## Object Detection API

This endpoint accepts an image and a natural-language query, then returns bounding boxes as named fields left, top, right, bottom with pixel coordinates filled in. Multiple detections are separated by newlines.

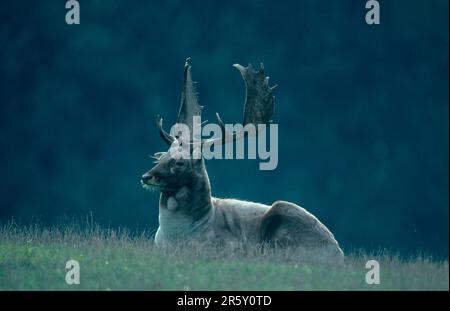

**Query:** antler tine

left=212, top=112, right=246, bottom=145
left=156, top=115, right=176, bottom=146
left=215, top=112, right=228, bottom=141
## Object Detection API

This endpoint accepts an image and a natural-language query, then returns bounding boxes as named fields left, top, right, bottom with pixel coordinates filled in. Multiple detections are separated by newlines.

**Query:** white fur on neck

left=166, top=197, right=178, bottom=211
left=156, top=186, right=213, bottom=245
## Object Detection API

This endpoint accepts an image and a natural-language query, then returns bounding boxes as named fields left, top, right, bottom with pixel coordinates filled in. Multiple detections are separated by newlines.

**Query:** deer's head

left=141, top=147, right=204, bottom=193
left=141, top=59, right=276, bottom=193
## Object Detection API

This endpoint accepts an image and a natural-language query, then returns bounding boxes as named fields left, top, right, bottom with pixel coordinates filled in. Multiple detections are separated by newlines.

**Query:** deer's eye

left=175, top=161, right=185, bottom=167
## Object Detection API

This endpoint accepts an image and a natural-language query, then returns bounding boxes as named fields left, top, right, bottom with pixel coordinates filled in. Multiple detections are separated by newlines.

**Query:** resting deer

left=142, top=60, right=343, bottom=256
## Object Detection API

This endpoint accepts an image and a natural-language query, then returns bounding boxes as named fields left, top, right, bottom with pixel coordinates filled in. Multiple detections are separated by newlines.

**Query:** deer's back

left=211, top=197, right=270, bottom=243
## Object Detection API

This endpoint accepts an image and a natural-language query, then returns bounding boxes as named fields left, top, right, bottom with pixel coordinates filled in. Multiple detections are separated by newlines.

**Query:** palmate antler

left=157, top=59, right=277, bottom=148
left=206, top=63, right=277, bottom=148
left=157, top=58, right=202, bottom=145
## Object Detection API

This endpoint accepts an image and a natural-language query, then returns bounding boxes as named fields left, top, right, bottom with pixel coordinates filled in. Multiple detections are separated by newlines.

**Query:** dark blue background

left=0, top=0, right=448, bottom=257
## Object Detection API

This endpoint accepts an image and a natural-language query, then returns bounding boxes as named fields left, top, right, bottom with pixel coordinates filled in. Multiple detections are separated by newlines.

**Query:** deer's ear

left=154, top=152, right=166, bottom=159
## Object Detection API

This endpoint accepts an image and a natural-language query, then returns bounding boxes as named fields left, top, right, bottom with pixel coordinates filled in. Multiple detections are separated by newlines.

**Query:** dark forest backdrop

left=0, top=0, right=448, bottom=257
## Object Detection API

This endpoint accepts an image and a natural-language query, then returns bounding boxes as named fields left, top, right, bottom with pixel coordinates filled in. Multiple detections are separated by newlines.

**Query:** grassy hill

left=0, top=223, right=448, bottom=291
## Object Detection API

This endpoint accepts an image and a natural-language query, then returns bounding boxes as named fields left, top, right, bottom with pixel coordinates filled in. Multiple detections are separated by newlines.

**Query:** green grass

left=0, top=222, right=448, bottom=291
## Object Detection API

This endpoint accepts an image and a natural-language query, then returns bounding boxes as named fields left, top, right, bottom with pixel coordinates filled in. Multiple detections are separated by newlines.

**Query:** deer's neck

left=158, top=169, right=213, bottom=238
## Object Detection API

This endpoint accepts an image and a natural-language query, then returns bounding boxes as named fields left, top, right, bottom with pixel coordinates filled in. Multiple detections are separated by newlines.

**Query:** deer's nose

left=141, top=174, right=152, bottom=184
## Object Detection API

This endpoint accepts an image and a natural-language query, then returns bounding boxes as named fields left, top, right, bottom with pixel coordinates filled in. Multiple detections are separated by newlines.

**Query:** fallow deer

left=142, top=60, right=343, bottom=256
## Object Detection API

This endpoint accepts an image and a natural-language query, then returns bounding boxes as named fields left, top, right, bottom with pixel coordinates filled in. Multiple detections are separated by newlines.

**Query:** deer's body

left=157, top=195, right=343, bottom=254
left=142, top=60, right=343, bottom=257
left=145, top=152, right=343, bottom=256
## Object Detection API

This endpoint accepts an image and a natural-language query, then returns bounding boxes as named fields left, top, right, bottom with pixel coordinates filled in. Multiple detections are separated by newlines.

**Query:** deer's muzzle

left=141, top=174, right=157, bottom=185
